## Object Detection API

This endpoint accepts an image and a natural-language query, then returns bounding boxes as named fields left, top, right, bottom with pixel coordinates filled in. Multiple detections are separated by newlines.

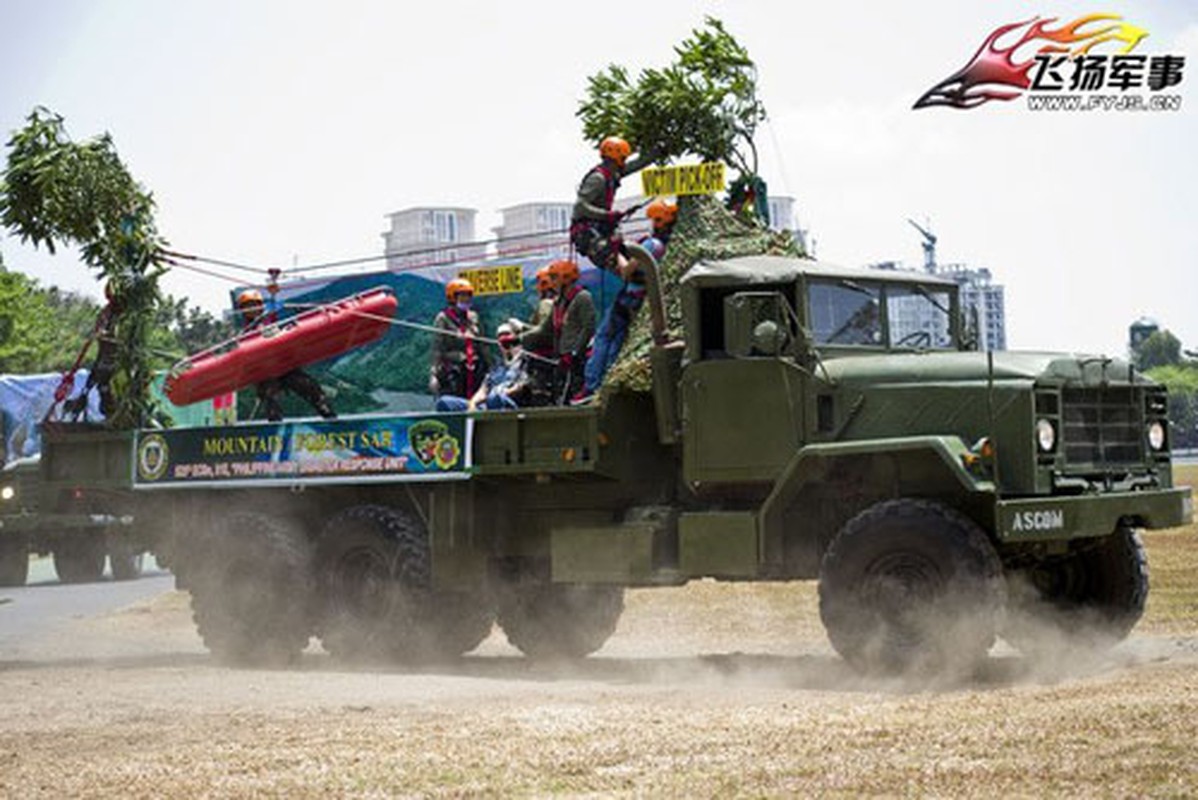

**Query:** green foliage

left=577, top=17, right=766, bottom=176
left=0, top=108, right=166, bottom=427
left=1133, top=329, right=1182, bottom=370
left=0, top=267, right=57, bottom=373
left=1147, top=362, right=1198, bottom=449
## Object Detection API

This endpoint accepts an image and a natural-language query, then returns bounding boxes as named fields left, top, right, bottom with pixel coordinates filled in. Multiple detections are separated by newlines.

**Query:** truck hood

left=821, top=350, right=1148, bottom=387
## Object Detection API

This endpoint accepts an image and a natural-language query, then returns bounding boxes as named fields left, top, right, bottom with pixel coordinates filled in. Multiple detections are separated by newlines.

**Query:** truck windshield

left=810, top=282, right=882, bottom=346
left=887, top=286, right=954, bottom=349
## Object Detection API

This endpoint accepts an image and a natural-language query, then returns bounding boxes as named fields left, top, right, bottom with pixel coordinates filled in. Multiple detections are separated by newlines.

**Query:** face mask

left=456, top=299, right=472, bottom=311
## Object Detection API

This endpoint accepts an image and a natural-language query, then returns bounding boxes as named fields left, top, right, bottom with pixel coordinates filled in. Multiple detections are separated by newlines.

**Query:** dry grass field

left=1, top=470, right=1196, bottom=797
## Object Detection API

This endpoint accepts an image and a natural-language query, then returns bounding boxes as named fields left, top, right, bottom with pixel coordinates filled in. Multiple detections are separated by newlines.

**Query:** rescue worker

left=237, top=288, right=337, bottom=421
left=508, top=265, right=555, bottom=334
left=519, top=259, right=595, bottom=403
left=64, top=282, right=121, bottom=420
left=435, top=323, right=546, bottom=411
left=430, top=278, right=489, bottom=401
left=570, top=136, right=657, bottom=280
left=642, top=198, right=677, bottom=250
left=582, top=199, right=678, bottom=396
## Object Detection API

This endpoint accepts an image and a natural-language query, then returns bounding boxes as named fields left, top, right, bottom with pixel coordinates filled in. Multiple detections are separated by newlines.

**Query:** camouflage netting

left=602, top=193, right=805, bottom=394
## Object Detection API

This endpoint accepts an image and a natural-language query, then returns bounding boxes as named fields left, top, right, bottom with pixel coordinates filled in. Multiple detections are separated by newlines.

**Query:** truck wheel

left=1003, top=525, right=1148, bottom=656
left=498, top=584, right=625, bottom=660
left=108, top=537, right=145, bottom=581
left=189, top=512, right=313, bottom=666
left=53, top=537, right=107, bottom=584
left=0, top=537, right=29, bottom=587
left=818, top=499, right=1005, bottom=676
left=316, top=505, right=493, bottom=663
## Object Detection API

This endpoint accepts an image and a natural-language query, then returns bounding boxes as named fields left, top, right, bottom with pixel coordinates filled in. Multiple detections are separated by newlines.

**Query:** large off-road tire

left=818, top=498, right=1005, bottom=675
left=316, top=505, right=493, bottom=663
left=188, top=512, right=313, bottom=666
left=53, top=537, right=107, bottom=584
left=1002, top=525, right=1148, bottom=656
left=0, top=537, right=29, bottom=587
left=498, top=583, right=625, bottom=660
left=107, top=536, right=145, bottom=581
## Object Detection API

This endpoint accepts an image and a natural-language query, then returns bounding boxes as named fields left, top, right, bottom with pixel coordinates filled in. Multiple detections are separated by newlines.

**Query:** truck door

left=681, top=290, right=807, bottom=488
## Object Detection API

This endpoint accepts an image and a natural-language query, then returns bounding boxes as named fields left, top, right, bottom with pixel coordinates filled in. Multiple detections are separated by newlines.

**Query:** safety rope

left=168, top=295, right=558, bottom=376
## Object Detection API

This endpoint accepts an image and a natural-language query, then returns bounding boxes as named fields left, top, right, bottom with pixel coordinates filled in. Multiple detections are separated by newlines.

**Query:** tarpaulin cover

left=1, top=372, right=101, bottom=462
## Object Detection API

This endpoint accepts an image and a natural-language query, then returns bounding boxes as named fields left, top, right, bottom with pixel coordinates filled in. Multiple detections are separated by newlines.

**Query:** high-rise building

left=381, top=207, right=486, bottom=270
left=940, top=264, right=1006, bottom=351
left=869, top=260, right=1007, bottom=351
left=492, top=202, right=574, bottom=259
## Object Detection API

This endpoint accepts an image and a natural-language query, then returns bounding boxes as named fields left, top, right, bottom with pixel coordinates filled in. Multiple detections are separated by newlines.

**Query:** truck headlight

left=0, top=485, right=14, bottom=501
left=1036, top=419, right=1056, bottom=453
left=1147, top=421, right=1166, bottom=451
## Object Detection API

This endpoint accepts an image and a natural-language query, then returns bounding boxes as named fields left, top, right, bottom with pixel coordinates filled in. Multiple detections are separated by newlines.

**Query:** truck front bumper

left=995, top=486, right=1192, bottom=542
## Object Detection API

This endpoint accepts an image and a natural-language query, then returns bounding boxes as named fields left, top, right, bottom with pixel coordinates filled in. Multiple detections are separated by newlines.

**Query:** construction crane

left=907, top=218, right=937, bottom=273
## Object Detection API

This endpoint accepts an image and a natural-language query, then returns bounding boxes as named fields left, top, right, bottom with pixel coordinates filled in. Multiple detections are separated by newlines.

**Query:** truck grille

left=1061, top=387, right=1142, bottom=466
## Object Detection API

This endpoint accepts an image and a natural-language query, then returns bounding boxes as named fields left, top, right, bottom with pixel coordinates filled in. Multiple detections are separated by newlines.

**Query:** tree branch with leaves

left=0, top=107, right=167, bottom=428
left=576, top=17, right=766, bottom=177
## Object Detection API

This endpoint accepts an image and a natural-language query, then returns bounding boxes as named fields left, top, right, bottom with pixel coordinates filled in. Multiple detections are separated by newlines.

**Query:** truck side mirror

left=724, top=292, right=791, bottom=358
left=751, top=320, right=785, bottom=356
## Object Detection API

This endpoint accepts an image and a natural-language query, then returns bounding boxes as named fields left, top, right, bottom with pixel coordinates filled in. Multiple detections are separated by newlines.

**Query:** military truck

left=0, top=455, right=145, bottom=586
left=34, top=248, right=1191, bottom=672
left=1, top=376, right=147, bottom=587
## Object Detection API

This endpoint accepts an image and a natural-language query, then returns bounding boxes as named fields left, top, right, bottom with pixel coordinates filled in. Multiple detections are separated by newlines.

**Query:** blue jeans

left=435, top=392, right=518, bottom=412
left=435, top=396, right=470, bottom=412
left=584, top=282, right=646, bottom=393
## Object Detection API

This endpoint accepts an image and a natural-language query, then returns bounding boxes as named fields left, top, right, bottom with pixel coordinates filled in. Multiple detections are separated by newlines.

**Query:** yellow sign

left=641, top=162, right=726, bottom=197
left=458, top=265, right=524, bottom=296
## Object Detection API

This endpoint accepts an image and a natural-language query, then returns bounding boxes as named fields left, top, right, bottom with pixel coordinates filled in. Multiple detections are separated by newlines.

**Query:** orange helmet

left=548, top=259, right=580, bottom=286
left=535, top=267, right=554, bottom=295
left=646, top=199, right=678, bottom=228
left=236, top=288, right=264, bottom=308
left=445, top=278, right=474, bottom=303
left=599, top=136, right=631, bottom=167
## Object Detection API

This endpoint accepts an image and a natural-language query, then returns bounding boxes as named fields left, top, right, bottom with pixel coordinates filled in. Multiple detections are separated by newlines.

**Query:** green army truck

left=35, top=248, right=1192, bottom=672
left=1, top=455, right=147, bottom=586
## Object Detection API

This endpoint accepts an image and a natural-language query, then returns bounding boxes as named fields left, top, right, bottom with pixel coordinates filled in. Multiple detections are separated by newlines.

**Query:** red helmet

left=548, top=259, right=580, bottom=286
left=535, top=267, right=554, bottom=295
left=445, top=278, right=474, bottom=303
left=599, top=136, right=631, bottom=168
left=646, top=199, right=678, bottom=228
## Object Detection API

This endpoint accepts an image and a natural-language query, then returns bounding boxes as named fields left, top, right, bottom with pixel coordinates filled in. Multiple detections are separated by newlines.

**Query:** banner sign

left=641, top=162, right=726, bottom=197
left=133, top=414, right=472, bottom=488
left=458, top=264, right=524, bottom=296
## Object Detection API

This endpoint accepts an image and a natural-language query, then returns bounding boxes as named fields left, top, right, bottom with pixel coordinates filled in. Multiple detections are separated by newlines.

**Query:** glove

left=428, top=373, right=440, bottom=395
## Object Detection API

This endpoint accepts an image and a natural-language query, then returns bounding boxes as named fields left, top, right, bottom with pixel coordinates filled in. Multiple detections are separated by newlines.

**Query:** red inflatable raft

left=164, top=287, right=398, bottom=406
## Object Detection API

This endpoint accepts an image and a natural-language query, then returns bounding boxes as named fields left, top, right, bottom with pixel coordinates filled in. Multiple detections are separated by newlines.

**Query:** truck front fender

left=758, top=436, right=995, bottom=568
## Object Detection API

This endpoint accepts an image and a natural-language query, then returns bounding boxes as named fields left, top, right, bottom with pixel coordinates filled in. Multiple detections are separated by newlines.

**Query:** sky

left=1, top=0, right=1195, bottom=357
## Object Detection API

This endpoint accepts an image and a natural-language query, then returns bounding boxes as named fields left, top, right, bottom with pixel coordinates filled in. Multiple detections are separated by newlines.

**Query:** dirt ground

left=2, top=481, right=1198, bottom=796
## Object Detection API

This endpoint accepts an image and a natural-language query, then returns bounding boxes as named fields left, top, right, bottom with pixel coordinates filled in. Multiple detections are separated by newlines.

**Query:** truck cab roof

left=680, top=255, right=958, bottom=290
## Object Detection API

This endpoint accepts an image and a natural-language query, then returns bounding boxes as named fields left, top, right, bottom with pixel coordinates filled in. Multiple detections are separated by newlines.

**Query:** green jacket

left=520, top=286, right=595, bottom=358
left=572, top=152, right=655, bottom=224
left=431, top=306, right=484, bottom=367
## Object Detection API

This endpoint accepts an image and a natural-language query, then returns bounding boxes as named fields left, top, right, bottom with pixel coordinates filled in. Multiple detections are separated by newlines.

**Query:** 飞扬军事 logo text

left=914, top=13, right=1184, bottom=112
